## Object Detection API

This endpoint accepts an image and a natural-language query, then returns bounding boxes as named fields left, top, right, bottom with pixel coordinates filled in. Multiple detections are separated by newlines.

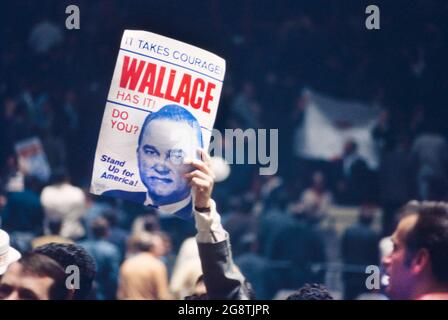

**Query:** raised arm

left=184, top=149, right=252, bottom=300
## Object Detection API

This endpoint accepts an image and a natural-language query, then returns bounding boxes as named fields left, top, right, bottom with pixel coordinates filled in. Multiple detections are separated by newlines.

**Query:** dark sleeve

left=197, top=239, right=250, bottom=300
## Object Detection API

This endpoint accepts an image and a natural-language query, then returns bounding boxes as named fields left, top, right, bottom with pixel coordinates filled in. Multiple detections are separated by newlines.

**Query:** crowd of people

left=2, top=152, right=448, bottom=300
left=1, top=0, right=448, bottom=300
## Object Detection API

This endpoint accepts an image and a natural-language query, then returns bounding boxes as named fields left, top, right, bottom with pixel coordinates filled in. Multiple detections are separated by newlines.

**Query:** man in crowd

left=341, top=205, right=380, bottom=299
left=0, top=252, right=69, bottom=300
left=383, top=201, right=448, bottom=300
left=31, top=217, right=74, bottom=249
left=40, top=169, right=87, bottom=240
left=34, top=242, right=96, bottom=300
left=79, top=217, right=120, bottom=300
left=1, top=176, right=44, bottom=237
left=117, top=231, right=171, bottom=300
left=334, top=140, right=370, bottom=205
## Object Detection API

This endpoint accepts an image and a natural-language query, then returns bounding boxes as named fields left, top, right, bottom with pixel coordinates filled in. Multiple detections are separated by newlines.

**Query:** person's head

left=90, top=217, right=109, bottom=239
left=266, top=185, right=289, bottom=212
left=47, top=218, right=63, bottom=235
left=3, top=97, right=17, bottom=118
left=311, top=171, right=325, bottom=191
left=142, top=214, right=160, bottom=233
left=358, top=204, right=376, bottom=226
left=5, top=154, right=18, bottom=171
left=237, top=195, right=254, bottom=215
left=137, top=104, right=203, bottom=205
left=378, top=109, right=389, bottom=124
left=33, top=243, right=96, bottom=300
left=24, top=175, right=42, bottom=193
left=102, top=209, right=119, bottom=227
left=286, top=283, right=334, bottom=300
left=382, top=201, right=448, bottom=299
left=343, top=139, right=358, bottom=157
left=133, top=231, right=165, bottom=257
left=0, top=229, right=21, bottom=277
left=49, top=167, right=69, bottom=185
left=242, top=81, right=255, bottom=98
left=0, top=253, right=69, bottom=300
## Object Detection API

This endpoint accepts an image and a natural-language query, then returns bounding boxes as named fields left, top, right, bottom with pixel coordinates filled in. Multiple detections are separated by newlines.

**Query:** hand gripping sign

left=90, top=30, right=225, bottom=219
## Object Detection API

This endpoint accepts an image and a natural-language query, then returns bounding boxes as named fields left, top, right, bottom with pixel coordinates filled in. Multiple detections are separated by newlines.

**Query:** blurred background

left=1, top=0, right=448, bottom=299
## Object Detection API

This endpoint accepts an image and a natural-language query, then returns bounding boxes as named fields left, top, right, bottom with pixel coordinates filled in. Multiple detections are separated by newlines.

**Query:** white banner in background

left=295, top=90, right=380, bottom=169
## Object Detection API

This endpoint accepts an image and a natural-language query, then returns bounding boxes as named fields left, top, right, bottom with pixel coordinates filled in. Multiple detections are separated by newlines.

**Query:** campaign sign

left=90, top=30, right=226, bottom=219
left=15, top=137, right=51, bottom=183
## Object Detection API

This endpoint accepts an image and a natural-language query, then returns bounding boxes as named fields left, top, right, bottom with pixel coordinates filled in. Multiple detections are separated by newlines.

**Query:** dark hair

left=142, top=215, right=160, bottom=233
left=349, top=140, right=358, bottom=152
left=184, top=293, right=208, bottom=300
left=138, top=104, right=203, bottom=148
left=48, top=218, right=63, bottom=235
left=358, top=205, right=375, bottom=226
left=91, top=217, right=109, bottom=239
left=102, top=209, right=118, bottom=227
left=49, top=167, right=69, bottom=184
left=24, top=175, right=42, bottom=193
left=34, top=243, right=96, bottom=299
left=400, top=201, right=448, bottom=283
left=19, top=253, right=69, bottom=300
left=286, top=283, right=334, bottom=300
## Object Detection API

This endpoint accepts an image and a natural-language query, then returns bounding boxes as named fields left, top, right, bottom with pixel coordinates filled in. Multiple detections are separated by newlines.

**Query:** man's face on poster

left=137, top=118, right=201, bottom=204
